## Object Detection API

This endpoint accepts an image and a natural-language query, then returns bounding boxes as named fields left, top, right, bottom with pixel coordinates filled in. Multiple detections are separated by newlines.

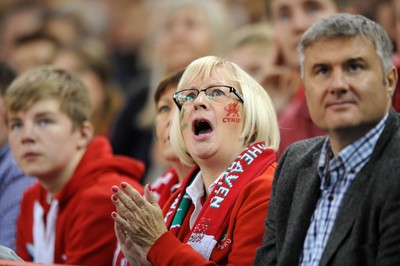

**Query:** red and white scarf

left=164, top=142, right=276, bottom=259
left=151, top=168, right=180, bottom=208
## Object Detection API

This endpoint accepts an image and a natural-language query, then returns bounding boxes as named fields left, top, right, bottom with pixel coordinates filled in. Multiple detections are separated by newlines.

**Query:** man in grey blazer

left=255, top=13, right=400, bottom=266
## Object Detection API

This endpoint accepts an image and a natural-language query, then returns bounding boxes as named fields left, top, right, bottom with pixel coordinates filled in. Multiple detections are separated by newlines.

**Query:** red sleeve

left=16, top=190, right=35, bottom=261
left=148, top=231, right=215, bottom=266
left=151, top=169, right=179, bottom=208
left=63, top=189, right=117, bottom=266
left=147, top=164, right=275, bottom=266
left=223, top=164, right=275, bottom=265
left=16, top=184, right=43, bottom=261
left=64, top=177, right=142, bottom=266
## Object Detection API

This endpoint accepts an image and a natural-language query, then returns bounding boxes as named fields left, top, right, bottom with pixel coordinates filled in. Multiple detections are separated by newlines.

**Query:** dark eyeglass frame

left=173, top=85, right=244, bottom=110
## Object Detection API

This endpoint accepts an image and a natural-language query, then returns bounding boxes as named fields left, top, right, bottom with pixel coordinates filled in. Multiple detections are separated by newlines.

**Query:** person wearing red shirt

left=150, top=69, right=193, bottom=208
left=4, top=66, right=144, bottom=266
left=112, top=69, right=194, bottom=266
left=267, top=0, right=345, bottom=158
left=111, top=56, right=280, bottom=266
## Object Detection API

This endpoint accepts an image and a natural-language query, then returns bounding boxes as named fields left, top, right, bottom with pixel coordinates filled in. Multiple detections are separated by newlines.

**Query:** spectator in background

left=228, top=22, right=292, bottom=115
left=111, top=0, right=233, bottom=183
left=0, top=60, right=36, bottom=251
left=367, top=0, right=396, bottom=46
left=345, top=0, right=396, bottom=50
left=266, top=0, right=348, bottom=158
left=41, top=6, right=90, bottom=47
left=229, top=22, right=276, bottom=85
left=103, top=0, right=150, bottom=95
left=5, top=66, right=144, bottom=265
left=221, top=0, right=268, bottom=27
left=150, top=68, right=193, bottom=207
left=52, top=39, right=124, bottom=137
left=112, top=68, right=193, bottom=266
left=7, top=32, right=59, bottom=74
left=0, top=1, right=46, bottom=62
left=390, top=0, right=400, bottom=112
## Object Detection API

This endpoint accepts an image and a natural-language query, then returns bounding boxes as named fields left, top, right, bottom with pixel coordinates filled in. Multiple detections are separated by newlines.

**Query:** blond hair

left=170, top=56, right=280, bottom=166
left=5, top=66, right=91, bottom=129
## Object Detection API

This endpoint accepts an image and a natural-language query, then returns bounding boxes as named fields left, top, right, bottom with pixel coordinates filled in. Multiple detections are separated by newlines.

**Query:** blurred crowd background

left=0, top=0, right=398, bottom=183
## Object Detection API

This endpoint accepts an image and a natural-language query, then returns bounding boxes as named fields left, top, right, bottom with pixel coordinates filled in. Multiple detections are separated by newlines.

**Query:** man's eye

left=348, top=63, right=363, bottom=72
left=316, top=67, right=330, bottom=76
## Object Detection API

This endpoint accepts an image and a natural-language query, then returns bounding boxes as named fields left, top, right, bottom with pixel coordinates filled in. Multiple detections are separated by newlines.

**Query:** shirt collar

left=318, top=112, right=389, bottom=183
left=186, top=171, right=205, bottom=202
left=186, top=171, right=218, bottom=201
left=185, top=171, right=220, bottom=229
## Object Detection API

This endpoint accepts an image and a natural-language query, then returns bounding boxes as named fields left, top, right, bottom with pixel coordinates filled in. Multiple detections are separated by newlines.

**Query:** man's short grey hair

left=298, top=13, right=394, bottom=77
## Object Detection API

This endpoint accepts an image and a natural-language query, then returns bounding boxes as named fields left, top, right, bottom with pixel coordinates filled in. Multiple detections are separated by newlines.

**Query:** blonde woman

left=111, top=56, right=280, bottom=266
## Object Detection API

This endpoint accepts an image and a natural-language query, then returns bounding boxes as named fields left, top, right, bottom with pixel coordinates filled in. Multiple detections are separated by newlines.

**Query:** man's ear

left=386, top=66, right=398, bottom=98
left=76, top=121, right=94, bottom=149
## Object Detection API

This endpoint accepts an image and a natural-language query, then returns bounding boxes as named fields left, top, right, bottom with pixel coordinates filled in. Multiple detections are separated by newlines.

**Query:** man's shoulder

left=275, top=137, right=324, bottom=178
left=284, top=137, right=325, bottom=158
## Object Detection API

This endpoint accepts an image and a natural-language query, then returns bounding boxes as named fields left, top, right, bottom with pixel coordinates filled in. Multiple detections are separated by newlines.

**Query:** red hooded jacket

left=16, top=137, right=144, bottom=266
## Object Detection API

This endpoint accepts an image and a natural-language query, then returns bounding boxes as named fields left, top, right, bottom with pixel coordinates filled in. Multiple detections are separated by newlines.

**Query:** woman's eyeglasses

left=173, top=85, right=244, bottom=110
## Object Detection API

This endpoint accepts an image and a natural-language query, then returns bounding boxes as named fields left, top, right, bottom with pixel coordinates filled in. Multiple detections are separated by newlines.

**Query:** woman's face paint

left=180, top=107, right=188, bottom=131
left=222, top=102, right=241, bottom=123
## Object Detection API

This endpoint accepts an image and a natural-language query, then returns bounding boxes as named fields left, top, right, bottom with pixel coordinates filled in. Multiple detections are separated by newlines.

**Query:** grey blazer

left=255, top=109, right=400, bottom=266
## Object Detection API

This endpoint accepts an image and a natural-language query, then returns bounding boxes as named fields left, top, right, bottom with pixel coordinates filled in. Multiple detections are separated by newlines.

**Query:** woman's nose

left=193, top=91, right=208, bottom=110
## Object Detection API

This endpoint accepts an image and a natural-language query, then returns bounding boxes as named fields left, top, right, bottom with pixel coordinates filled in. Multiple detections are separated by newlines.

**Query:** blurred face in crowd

left=0, top=8, right=43, bottom=61
left=52, top=50, right=105, bottom=115
left=230, top=41, right=277, bottom=84
left=374, top=0, right=396, bottom=44
left=270, top=0, right=337, bottom=68
left=303, top=37, right=396, bottom=143
left=9, top=40, right=57, bottom=74
left=155, top=85, right=179, bottom=162
left=157, top=5, right=213, bottom=72
left=44, top=17, right=80, bottom=46
left=395, top=0, right=400, bottom=56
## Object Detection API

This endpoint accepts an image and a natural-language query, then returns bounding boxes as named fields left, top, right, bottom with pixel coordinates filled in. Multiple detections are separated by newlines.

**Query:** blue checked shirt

left=299, top=113, right=388, bottom=266
left=0, top=144, right=36, bottom=251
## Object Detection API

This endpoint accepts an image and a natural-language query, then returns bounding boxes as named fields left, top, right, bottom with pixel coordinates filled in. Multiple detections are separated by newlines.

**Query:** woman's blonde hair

left=170, top=56, right=280, bottom=166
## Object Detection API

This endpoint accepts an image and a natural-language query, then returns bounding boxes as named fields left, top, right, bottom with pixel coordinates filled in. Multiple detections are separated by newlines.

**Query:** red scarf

left=151, top=168, right=180, bottom=208
left=164, top=142, right=276, bottom=259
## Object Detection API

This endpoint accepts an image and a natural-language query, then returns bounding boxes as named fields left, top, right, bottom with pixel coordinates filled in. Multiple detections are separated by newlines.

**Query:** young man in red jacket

left=4, top=66, right=144, bottom=266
